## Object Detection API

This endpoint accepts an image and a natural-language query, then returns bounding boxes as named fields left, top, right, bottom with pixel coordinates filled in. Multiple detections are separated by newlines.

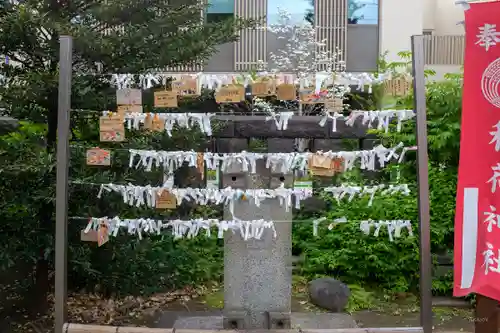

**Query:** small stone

left=308, top=277, right=350, bottom=312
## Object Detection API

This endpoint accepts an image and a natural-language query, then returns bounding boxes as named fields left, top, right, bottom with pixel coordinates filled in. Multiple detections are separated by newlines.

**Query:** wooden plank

left=64, top=324, right=116, bottom=333
left=64, top=326, right=424, bottom=333
left=475, top=294, right=498, bottom=333
left=64, top=324, right=173, bottom=333
left=312, top=139, right=344, bottom=152
left=214, top=116, right=373, bottom=139
left=118, top=328, right=172, bottom=333
left=216, top=138, right=248, bottom=154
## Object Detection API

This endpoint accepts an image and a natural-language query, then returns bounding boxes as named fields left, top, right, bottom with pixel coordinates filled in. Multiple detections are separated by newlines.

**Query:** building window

left=206, top=0, right=234, bottom=23
left=267, top=0, right=314, bottom=26
left=348, top=0, right=378, bottom=25
left=423, top=30, right=433, bottom=35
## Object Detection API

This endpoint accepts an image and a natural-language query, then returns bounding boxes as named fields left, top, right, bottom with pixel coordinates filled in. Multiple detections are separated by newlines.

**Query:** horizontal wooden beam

left=213, top=116, right=374, bottom=139
left=63, top=323, right=424, bottom=333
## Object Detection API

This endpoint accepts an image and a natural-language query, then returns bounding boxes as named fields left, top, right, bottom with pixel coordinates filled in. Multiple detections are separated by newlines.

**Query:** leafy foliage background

left=0, top=70, right=461, bottom=298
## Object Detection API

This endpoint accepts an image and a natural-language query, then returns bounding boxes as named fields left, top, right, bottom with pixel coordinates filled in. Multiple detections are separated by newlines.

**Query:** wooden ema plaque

left=154, top=90, right=178, bottom=108
left=97, top=223, right=109, bottom=246
left=252, top=79, right=276, bottom=97
left=143, top=114, right=165, bottom=132
left=80, top=222, right=109, bottom=246
left=324, top=97, right=344, bottom=112
left=215, top=85, right=245, bottom=103
left=117, top=105, right=143, bottom=115
left=385, top=76, right=412, bottom=97
left=80, top=229, right=98, bottom=242
left=197, top=152, right=204, bottom=180
left=276, top=84, right=296, bottom=101
left=172, top=76, right=198, bottom=96
left=99, top=114, right=125, bottom=142
left=86, top=148, right=111, bottom=166
left=116, top=88, right=142, bottom=105
left=309, top=155, right=344, bottom=177
left=156, top=190, right=177, bottom=209
left=300, top=89, right=322, bottom=104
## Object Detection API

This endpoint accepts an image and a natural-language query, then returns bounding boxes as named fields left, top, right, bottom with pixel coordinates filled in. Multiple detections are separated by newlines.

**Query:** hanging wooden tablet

left=215, top=85, right=245, bottom=103
left=97, top=222, right=109, bottom=247
left=311, top=154, right=333, bottom=169
left=151, top=114, right=165, bottom=132
left=80, top=230, right=98, bottom=242
left=143, top=113, right=153, bottom=130
left=276, top=84, right=296, bottom=101
left=197, top=152, right=205, bottom=180
left=252, top=78, right=276, bottom=97
left=117, top=105, right=143, bottom=115
left=154, top=90, right=178, bottom=108
left=324, top=97, right=344, bottom=112
left=99, top=114, right=125, bottom=142
left=172, top=76, right=198, bottom=96
left=116, top=88, right=142, bottom=105
left=300, top=89, right=321, bottom=104
left=86, top=148, right=111, bottom=166
left=385, top=76, right=412, bottom=97
left=309, top=155, right=344, bottom=177
left=156, top=189, right=177, bottom=209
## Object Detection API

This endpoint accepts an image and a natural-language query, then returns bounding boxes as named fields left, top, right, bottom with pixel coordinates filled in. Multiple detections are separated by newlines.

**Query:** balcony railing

left=424, top=35, right=465, bottom=66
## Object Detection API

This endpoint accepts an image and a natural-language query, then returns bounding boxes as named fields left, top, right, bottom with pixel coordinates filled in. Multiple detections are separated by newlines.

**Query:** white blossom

left=265, top=8, right=345, bottom=79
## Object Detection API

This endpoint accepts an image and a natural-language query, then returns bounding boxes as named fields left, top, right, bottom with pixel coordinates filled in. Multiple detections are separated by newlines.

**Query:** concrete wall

left=432, top=0, right=465, bottom=35
left=379, top=0, right=423, bottom=62
left=346, top=24, right=378, bottom=72
left=205, top=25, right=379, bottom=73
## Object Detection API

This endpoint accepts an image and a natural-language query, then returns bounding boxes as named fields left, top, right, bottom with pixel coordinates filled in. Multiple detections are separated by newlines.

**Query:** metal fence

left=424, top=34, right=465, bottom=66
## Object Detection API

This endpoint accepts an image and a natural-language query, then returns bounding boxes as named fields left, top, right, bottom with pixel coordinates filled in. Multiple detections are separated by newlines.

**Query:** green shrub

left=292, top=70, right=462, bottom=295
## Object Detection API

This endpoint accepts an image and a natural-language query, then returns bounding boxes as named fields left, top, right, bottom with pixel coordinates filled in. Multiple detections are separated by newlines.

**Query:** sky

left=206, top=0, right=379, bottom=25
left=266, top=0, right=378, bottom=25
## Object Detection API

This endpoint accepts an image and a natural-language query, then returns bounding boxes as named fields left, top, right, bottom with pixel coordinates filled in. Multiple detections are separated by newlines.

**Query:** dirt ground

left=0, top=276, right=478, bottom=333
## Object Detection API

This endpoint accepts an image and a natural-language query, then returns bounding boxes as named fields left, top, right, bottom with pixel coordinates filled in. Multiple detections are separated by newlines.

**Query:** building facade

left=200, top=0, right=468, bottom=77
left=200, top=0, right=430, bottom=73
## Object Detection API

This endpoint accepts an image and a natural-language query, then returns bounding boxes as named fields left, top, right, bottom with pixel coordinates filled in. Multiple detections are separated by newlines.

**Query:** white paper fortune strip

left=320, top=110, right=415, bottom=133
left=84, top=217, right=276, bottom=241
left=323, top=184, right=411, bottom=206
left=128, top=142, right=407, bottom=175
left=359, top=219, right=414, bottom=241
left=102, top=111, right=214, bottom=137
left=312, top=216, right=412, bottom=240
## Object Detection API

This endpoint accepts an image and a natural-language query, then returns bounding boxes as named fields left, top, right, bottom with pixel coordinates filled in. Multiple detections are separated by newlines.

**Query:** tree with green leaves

left=0, top=0, right=256, bottom=312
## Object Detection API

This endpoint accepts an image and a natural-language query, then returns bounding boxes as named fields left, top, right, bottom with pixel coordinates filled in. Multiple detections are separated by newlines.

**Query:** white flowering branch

left=252, top=7, right=349, bottom=123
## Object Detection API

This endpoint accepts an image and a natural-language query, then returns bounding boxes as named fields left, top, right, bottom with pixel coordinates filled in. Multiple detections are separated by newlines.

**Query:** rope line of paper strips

left=69, top=181, right=411, bottom=214
left=76, top=216, right=413, bottom=241
left=99, top=109, right=415, bottom=136
left=78, top=71, right=396, bottom=92
left=78, top=76, right=417, bottom=242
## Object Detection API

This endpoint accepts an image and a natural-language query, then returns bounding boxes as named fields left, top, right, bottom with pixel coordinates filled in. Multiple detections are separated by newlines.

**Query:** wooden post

left=475, top=294, right=499, bottom=333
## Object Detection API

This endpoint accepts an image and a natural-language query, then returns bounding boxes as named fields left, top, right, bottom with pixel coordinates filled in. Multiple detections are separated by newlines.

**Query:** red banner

left=454, top=1, right=500, bottom=300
